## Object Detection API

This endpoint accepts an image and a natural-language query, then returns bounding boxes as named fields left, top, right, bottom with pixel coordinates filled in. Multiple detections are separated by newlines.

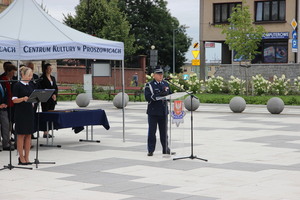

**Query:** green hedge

left=57, top=83, right=300, bottom=106
left=196, top=94, right=300, bottom=105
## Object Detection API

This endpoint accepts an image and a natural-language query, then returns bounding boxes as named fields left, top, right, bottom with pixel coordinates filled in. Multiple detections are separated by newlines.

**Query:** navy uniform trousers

left=147, top=114, right=168, bottom=153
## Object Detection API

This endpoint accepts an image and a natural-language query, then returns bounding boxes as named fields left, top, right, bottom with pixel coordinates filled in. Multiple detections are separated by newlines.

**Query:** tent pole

left=17, top=60, right=20, bottom=79
left=122, top=60, right=125, bottom=142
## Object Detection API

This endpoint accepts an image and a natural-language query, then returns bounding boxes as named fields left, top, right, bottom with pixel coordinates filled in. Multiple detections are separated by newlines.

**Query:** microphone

left=164, top=77, right=172, bottom=81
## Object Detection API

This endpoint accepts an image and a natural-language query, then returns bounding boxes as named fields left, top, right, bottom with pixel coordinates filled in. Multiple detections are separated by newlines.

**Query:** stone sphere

left=113, top=92, right=129, bottom=109
left=184, top=96, right=200, bottom=111
left=267, top=97, right=284, bottom=114
left=76, top=93, right=90, bottom=107
left=229, top=96, right=246, bottom=113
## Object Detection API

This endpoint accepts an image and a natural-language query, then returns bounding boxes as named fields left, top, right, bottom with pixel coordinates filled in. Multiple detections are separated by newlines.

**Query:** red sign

left=174, top=100, right=183, bottom=115
left=205, top=42, right=215, bottom=48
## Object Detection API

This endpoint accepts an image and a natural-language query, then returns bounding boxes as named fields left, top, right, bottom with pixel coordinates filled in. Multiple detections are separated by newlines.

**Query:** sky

left=35, top=0, right=220, bottom=62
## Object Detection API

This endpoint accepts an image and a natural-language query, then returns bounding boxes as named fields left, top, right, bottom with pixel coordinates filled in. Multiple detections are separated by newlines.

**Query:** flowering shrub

left=144, top=73, right=294, bottom=96
left=228, top=75, right=245, bottom=95
left=293, top=76, right=300, bottom=92
left=181, top=73, right=203, bottom=94
left=269, top=74, right=290, bottom=95
left=145, top=74, right=153, bottom=83
left=252, top=74, right=270, bottom=95
left=168, top=74, right=185, bottom=93
left=206, top=76, right=224, bottom=93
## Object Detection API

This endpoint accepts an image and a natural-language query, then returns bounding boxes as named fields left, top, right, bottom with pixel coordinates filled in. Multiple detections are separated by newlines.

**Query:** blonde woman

left=12, top=67, right=35, bottom=165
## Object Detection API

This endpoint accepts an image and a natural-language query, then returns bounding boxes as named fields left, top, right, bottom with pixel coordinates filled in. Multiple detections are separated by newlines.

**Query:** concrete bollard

left=229, top=96, right=246, bottom=113
left=267, top=97, right=284, bottom=114
left=76, top=93, right=90, bottom=107
left=113, top=92, right=129, bottom=109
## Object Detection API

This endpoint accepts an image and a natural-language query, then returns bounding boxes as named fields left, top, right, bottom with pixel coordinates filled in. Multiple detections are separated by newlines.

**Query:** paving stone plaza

left=1, top=100, right=300, bottom=200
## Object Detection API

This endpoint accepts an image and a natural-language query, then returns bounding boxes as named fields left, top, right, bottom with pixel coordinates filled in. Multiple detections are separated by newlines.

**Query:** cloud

left=166, top=0, right=200, bottom=61
left=35, top=0, right=79, bottom=21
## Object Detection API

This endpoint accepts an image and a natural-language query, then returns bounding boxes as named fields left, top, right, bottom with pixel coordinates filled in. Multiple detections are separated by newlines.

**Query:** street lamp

left=173, top=25, right=189, bottom=74
left=150, top=45, right=158, bottom=73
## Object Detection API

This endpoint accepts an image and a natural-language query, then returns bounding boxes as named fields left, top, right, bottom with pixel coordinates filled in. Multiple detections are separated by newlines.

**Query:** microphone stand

left=165, top=79, right=207, bottom=162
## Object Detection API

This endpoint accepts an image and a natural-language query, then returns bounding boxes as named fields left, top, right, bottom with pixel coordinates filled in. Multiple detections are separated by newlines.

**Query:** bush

left=269, top=74, right=290, bottom=95
left=228, top=75, right=245, bottom=95
left=206, top=76, right=224, bottom=93
left=252, top=74, right=269, bottom=95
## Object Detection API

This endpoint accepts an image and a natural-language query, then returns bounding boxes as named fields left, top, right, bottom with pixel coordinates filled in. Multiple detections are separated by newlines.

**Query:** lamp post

left=173, top=29, right=176, bottom=74
left=150, top=45, right=158, bottom=73
left=173, top=25, right=189, bottom=74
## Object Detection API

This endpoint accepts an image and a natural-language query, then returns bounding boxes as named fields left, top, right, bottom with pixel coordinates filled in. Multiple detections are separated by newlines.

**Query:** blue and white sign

left=262, top=32, right=289, bottom=40
left=292, top=39, right=298, bottom=53
left=292, top=30, right=297, bottom=39
left=183, top=74, right=190, bottom=80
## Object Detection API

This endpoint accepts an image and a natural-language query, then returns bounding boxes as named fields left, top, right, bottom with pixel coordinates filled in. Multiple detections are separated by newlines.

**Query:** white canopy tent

left=0, top=0, right=126, bottom=140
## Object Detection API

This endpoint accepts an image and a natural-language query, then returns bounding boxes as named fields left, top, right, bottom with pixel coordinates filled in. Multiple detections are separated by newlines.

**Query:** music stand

left=28, top=89, right=56, bottom=168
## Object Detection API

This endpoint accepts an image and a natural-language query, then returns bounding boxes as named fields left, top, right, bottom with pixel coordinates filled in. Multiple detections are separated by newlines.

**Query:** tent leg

left=122, top=60, right=125, bottom=142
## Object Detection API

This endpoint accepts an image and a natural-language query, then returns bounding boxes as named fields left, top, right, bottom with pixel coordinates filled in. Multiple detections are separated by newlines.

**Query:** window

left=213, top=2, right=242, bottom=24
left=255, top=0, right=285, bottom=22
left=263, top=42, right=288, bottom=63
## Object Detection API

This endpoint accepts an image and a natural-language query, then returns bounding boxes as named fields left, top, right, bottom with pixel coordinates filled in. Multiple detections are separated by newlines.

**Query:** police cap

left=154, top=67, right=163, bottom=74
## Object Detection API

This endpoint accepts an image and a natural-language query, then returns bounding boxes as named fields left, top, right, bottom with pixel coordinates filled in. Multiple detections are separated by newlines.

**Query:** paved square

left=1, top=100, right=300, bottom=200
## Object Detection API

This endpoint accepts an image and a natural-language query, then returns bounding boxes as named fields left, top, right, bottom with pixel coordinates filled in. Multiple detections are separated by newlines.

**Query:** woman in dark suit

left=39, top=63, right=58, bottom=138
left=12, top=67, right=35, bottom=165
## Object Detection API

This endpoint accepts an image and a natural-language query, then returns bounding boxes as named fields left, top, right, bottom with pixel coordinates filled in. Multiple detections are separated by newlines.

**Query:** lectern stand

left=172, top=93, right=207, bottom=162
left=156, top=92, right=186, bottom=156
left=160, top=81, right=207, bottom=162
left=28, top=89, right=56, bottom=168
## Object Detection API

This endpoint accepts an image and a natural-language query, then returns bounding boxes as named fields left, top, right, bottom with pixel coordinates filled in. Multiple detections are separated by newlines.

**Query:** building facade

left=202, top=0, right=295, bottom=64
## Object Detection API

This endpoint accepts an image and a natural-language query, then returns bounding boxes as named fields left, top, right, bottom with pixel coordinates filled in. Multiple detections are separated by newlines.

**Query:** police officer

left=144, top=67, right=172, bottom=156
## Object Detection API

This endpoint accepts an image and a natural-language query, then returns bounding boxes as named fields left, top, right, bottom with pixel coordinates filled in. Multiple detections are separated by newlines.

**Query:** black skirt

left=13, top=83, right=35, bottom=135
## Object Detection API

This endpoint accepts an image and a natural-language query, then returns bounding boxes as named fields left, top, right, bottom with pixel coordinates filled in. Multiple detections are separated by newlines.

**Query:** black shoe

left=26, top=162, right=32, bottom=165
left=3, top=145, right=15, bottom=151
left=43, top=134, right=53, bottom=138
left=147, top=152, right=153, bottom=156
left=18, top=157, right=27, bottom=165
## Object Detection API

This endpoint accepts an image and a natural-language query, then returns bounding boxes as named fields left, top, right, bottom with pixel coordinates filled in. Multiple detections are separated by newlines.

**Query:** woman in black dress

left=39, top=63, right=58, bottom=138
left=12, top=67, right=34, bottom=165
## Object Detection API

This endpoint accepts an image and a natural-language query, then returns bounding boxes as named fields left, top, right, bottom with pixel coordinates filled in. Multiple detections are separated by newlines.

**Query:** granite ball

left=113, top=92, right=129, bottom=109
left=184, top=96, right=200, bottom=111
left=267, top=97, right=284, bottom=114
left=76, top=93, right=90, bottom=107
left=229, top=96, right=246, bottom=113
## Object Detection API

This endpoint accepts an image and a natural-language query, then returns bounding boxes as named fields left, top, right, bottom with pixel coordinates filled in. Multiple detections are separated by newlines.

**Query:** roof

left=0, top=0, right=124, bottom=60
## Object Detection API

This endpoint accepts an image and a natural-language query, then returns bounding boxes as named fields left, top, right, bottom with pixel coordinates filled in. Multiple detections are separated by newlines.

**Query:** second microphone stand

left=165, top=79, right=207, bottom=162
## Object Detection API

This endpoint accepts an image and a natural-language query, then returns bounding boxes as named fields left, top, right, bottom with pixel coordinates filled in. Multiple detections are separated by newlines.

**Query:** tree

left=63, top=0, right=137, bottom=57
left=218, top=1, right=266, bottom=95
left=118, top=0, right=192, bottom=73
left=219, top=1, right=265, bottom=61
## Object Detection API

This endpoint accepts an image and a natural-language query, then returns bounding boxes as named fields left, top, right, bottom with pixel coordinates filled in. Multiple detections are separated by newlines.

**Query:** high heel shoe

left=18, top=157, right=27, bottom=165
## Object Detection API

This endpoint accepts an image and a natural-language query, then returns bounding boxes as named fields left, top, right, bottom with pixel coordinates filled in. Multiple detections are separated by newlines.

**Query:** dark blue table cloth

left=38, top=109, right=110, bottom=132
